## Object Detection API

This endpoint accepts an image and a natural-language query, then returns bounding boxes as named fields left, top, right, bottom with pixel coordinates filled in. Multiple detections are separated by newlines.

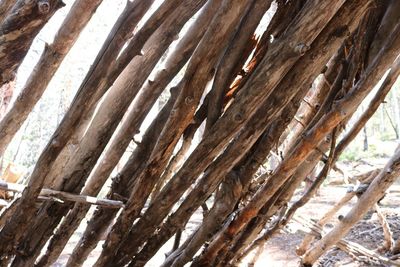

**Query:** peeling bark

left=9, top=2, right=204, bottom=266
left=65, top=88, right=179, bottom=267
left=116, top=2, right=351, bottom=266
left=0, top=0, right=64, bottom=87
left=194, top=4, right=400, bottom=265
left=0, top=0, right=154, bottom=157
left=93, top=2, right=252, bottom=266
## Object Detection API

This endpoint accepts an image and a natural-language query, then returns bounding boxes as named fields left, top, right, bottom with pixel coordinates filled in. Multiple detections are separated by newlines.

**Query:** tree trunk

left=0, top=0, right=171, bottom=256
left=0, top=0, right=15, bottom=23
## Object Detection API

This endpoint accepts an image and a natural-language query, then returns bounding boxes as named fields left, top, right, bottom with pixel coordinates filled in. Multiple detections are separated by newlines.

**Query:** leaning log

left=0, top=0, right=15, bottom=23
left=0, top=0, right=154, bottom=157
left=294, top=216, right=400, bottom=267
left=0, top=0, right=181, bottom=260
left=33, top=1, right=218, bottom=263
left=301, top=145, right=400, bottom=265
left=193, top=7, right=400, bottom=265
left=9, top=2, right=205, bottom=266
left=64, top=86, right=179, bottom=267
left=0, top=0, right=64, bottom=87
left=118, top=1, right=351, bottom=265
left=93, top=1, right=252, bottom=266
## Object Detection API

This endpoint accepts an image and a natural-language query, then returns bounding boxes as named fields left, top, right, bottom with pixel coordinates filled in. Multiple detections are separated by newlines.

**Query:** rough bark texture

left=42, top=0, right=157, bottom=189
left=205, top=0, right=273, bottom=130
left=0, top=0, right=64, bottom=87
left=163, top=88, right=305, bottom=267
left=32, top=2, right=219, bottom=264
left=0, top=0, right=152, bottom=157
left=0, top=0, right=169, bottom=256
left=9, top=2, right=205, bottom=266
left=0, top=0, right=15, bottom=23
left=93, top=1, right=252, bottom=266
left=302, top=145, right=400, bottom=265
left=66, top=89, right=179, bottom=267
left=225, top=55, right=344, bottom=264
left=114, top=2, right=350, bottom=266
left=1, top=0, right=398, bottom=266
left=193, top=3, right=400, bottom=264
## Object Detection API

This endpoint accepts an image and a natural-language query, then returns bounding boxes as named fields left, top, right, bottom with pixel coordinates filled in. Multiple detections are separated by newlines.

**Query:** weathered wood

left=301, top=144, right=400, bottom=265
left=1, top=0, right=397, bottom=266
left=0, top=0, right=153, bottom=157
left=205, top=0, right=273, bottom=130
left=0, top=0, right=162, bottom=257
left=93, top=1, right=252, bottom=266
left=226, top=51, right=347, bottom=263
left=33, top=1, right=218, bottom=264
left=9, top=2, right=204, bottom=266
left=245, top=13, right=391, bottom=257
left=0, top=0, right=64, bottom=87
left=368, top=0, right=400, bottom=64
left=282, top=171, right=377, bottom=257
left=374, top=204, right=395, bottom=251
left=296, top=190, right=356, bottom=256
left=164, top=37, right=329, bottom=264
left=254, top=16, right=381, bottom=256
left=118, top=2, right=352, bottom=265
left=294, top=216, right=400, bottom=267
left=291, top=14, right=400, bottom=257
left=65, top=90, right=178, bottom=267
left=335, top=57, right=400, bottom=158
left=152, top=1, right=267, bottom=197
left=162, top=90, right=305, bottom=267
left=194, top=4, right=400, bottom=265
left=221, top=62, right=345, bottom=263
left=0, top=198, right=19, bottom=227
left=43, top=0, right=160, bottom=188
left=0, top=0, right=15, bottom=23
left=83, top=0, right=219, bottom=209
left=0, top=180, right=124, bottom=208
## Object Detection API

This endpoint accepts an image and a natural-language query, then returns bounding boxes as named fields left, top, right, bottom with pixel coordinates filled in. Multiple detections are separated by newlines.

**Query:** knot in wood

left=170, top=108, right=177, bottom=116
left=38, top=0, right=51, bottom=14
left=294, top=43, right=310, bottom=55
left=234, top=113, right=244, bottom=122
left=185, top=96, right=194, bottom=105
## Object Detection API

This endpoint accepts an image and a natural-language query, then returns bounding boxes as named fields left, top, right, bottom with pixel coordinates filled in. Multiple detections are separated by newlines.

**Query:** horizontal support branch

left=0, top=180, right=124, bottom=209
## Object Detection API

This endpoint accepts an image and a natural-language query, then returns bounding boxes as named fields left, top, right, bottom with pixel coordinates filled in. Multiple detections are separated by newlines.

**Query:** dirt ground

left=53, top=185, right=400, bottom=267
left=243, top=185, right=400, bottom=267
left=53, top=162, right=400, bottom=267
